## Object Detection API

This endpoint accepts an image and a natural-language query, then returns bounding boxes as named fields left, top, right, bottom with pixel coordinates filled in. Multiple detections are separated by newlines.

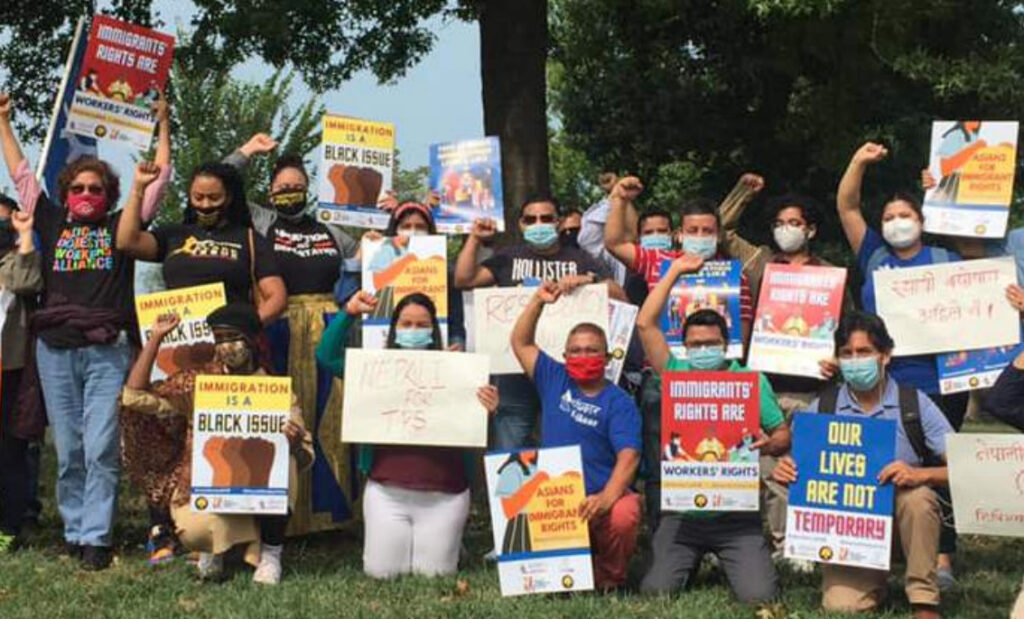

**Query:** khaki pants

left=762, top=391, right=816, bottom=551
left=822, top=486, right=941, bottom=611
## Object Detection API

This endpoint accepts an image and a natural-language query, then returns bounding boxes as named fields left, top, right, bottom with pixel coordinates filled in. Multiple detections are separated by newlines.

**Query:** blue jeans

left=490, top=374, right=540, bottom=450
left=36, top=336, right=132, bottom=546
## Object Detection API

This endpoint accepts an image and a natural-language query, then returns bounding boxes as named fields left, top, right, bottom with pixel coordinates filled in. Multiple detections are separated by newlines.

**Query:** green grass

left=0, top=421, right=1021, bottom=618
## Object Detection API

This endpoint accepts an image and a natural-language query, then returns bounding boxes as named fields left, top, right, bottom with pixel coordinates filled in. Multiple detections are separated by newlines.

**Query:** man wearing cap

left=120, top=302, right=313, bottom=585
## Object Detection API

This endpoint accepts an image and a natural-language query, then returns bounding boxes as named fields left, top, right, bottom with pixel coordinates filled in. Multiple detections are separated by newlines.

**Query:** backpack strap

left=897, top=385, right=940, bottom=466
left=865, top=245, right=890, bottom=277
left=816, top=382, right=841, bottom=414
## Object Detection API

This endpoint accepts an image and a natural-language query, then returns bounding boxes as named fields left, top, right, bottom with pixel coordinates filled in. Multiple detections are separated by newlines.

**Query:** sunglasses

left=69, top=184, right=105, bottom=196
left=521, top=214, right=556, bottom=225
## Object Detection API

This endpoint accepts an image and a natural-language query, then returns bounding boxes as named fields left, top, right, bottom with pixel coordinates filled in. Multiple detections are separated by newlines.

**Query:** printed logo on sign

left=559, top=390, right=600, bottom=428
left=194, top=496, right=208, bottom=511
left=95, top=125, right=108, bottom=137
left=819, top=546, right=834, bottom=561
left=694, top=494, right=708, bottom=508
left=561, top=575, right=574, bottom=589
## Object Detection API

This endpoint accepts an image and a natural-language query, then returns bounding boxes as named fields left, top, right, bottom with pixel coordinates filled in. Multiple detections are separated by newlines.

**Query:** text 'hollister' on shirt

left=482, top=243, right=609, bottom=286
left=532, top=351, right=642, bottom=495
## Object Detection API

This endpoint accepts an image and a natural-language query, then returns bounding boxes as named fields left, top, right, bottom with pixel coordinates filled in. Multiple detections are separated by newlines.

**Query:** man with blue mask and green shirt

left=636, top=254, right=790, bottom=605
left=771, top=311, right=951, bottom=619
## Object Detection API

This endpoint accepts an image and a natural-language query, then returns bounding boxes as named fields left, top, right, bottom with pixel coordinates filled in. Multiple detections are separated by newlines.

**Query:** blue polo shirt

left=806, top=376, right=954, bottom=466
left=533, top=352, right=642, bottom=495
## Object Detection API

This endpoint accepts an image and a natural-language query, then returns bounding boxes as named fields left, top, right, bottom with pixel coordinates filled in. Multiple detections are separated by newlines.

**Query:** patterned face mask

left=215, top=339, right=253, bottom=372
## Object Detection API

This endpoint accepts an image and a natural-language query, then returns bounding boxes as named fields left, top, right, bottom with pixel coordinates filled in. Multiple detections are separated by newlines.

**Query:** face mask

left=523, top=223, right=559, bottom=249
left=839, top=356, right=882, bottom=391
left=773, top=225, right=808, bottom=253
left=0, top=219, right=14, bottom=252
left=681, top=235, right=717, bottom=259
left=67, top=193, right=108, bottom=222
left=215, top=339, right=254, bottom=372
left=193, top=206, right=223, bottom=228
left=269, top=189, right=307, bottom=218
left=560, top=228, right=580, bottom=248
left=565, top=356, right=606, bottom=382
left=394, top=327, right=433, bottom=349
left=688, top=345, right=726, bottom=370
left=881, top=218, right=921, bottom=249
left=640, top=234, right=673, bottom=251
left=397, top=228, right=427, bottom=238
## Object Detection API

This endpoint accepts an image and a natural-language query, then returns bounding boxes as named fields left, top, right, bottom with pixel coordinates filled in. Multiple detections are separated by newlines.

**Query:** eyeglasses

left=69, top=184, right=104, bottom=196
left=521, top=214, right=556, bottom=225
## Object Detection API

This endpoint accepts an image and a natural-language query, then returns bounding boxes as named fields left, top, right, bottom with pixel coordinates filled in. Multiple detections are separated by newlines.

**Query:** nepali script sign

left=660, top=371, right=761, bottom=512
left=341, top=348, right=490, bottom=447
left=948, top=433, right=1024, bottom=537
left=873, top=257, right=1019, bottom=356
left=785, top=413, right=897, bottom=570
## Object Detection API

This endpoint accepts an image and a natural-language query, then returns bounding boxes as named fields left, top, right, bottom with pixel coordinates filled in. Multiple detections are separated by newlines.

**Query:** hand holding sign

left=476, top=384, right=500, bottom=414
left=579, top=491, right=616, bottom=522
left=470, top=217, right=498, bottom=242
left=877, top=460, right=926, bottom=488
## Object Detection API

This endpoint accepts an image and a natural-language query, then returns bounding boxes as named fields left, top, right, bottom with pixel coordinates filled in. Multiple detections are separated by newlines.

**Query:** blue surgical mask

left=523, top=223, right=559, bottom=249
left=640, top=234, right=673, bottom=250
left=688, top=345, right=726, bottom=370
left=394, top=328, right=433, bottom=349
left=839, top=356, right=882, bottom=391
left=682, top=235, right=717, bottom=259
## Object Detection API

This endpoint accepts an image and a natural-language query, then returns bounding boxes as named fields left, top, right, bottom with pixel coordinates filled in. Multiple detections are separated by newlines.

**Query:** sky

left=19, top=3, right=484, bottom=177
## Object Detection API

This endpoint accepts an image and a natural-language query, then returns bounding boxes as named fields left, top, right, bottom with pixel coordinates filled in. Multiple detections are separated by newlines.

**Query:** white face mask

left=772, top=225, right=808, bottom=253
left=881, top=217, right=921, bottom=249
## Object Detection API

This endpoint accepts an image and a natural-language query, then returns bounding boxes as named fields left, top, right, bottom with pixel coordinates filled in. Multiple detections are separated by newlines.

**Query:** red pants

left=588, top=492, right=641, bottom=589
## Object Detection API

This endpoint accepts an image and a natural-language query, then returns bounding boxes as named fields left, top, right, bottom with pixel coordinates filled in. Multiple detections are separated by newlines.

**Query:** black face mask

left=560, top=227, right=580, bottom=248
left=0, top=219, right=13, bottom=253
left=269, top=189, right=307, bottom=218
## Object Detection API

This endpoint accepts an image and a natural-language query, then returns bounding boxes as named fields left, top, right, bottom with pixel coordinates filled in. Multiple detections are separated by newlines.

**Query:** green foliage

left=159, top=62, right=322, bottom=226
left=548, top=129, right=604, bottom=211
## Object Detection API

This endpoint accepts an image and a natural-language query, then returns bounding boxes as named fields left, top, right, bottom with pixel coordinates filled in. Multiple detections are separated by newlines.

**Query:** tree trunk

left=478, top=0, right=550, bottom=238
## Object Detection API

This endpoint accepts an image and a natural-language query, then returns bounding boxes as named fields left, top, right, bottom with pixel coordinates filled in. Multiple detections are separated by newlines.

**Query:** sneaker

left=253, top=544, right=282, bottom=585
left=146, top=525, right=177, bottom=566
left=81, top=545, right=113, bottom=571
left=937, top=566, right=956, bottom=590
left=62, top=542, right=83, bottom=560
left=197, top=552, right=224, bottom=581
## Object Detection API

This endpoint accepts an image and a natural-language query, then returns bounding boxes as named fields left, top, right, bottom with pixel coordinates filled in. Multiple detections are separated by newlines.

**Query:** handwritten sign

left=660, top=371, right=761, bottom=512
left=360, top=235, right=448, bottom=349
left=484, top=446, right=593, bottom=596
left=467, top=284, right=610, bottom=375
left=948, top=433, right=1024, bottom=537
left=315, top=114, right=394, bottom=229
left=748, top=264, right=846, bottom=378
left=661, top=260, right=744, bottom=359
left=66, top=15, right=175, bottom=150
left=190, top=375, right=292, bottom=515
left=785, top=413, right=896, bottom=569
left=873, top=257, right=1019, bottom=356
left=923, top=120, right=1019, bottom=238
left=341, top=348, right=489, bottom=447
left=135, top=283, right=226, bottom=381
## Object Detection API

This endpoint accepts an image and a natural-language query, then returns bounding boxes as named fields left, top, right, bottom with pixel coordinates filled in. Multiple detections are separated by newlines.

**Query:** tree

left=1, top=0, right=551, bottom=236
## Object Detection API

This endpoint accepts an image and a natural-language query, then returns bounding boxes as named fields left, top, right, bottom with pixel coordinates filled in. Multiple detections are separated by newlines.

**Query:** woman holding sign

left=316, top=290, right=498, bottom=579
left=0, top=92, right=171, bottom=570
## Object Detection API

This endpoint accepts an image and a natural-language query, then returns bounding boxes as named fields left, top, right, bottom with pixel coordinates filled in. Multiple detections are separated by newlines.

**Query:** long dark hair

left=183, top=162, right=251, bottom=227
left=385, top=292, right=442, bottom=350
left=384, top=202, right=437, bottom=236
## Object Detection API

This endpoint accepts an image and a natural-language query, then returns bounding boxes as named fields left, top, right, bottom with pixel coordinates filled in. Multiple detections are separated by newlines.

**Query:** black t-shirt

left=152, top=222, right=279, bottom=304
left=266, top=216, right=342, bottom=295
left=481, top=242, right=609, bottom=287
left=34, top=195, right=136, bottom=348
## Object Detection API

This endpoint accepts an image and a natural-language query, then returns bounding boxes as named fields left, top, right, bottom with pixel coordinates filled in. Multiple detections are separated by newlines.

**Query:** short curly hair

left=56, top=156, right=120, bottom=209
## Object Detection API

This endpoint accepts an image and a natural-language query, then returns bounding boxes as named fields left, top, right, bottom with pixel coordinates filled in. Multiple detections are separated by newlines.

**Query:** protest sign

left=938, top=344, right=1022, bottom=394
left=66, top=15, right=174, bottom=150
left=360, top=235, right=448, bottom=349
left=467, top=284, right=609, bottom=374
left=135, top=283, right=226, bottom=381
left=484, top=446, right=594, bottom=596
left=341, top=348, right=489, bottom=447
left=874, top=257, right=1019, bottom=356
left=190, top=375, right=292, bottom=515
left=660, top=371, right=760, bottom=512
left=748, top=264, right=846, bottom=378
left=948, top=433, right=1024, bottom=536
left=923, top=121, right=1019, bottom=238
left=606, top=300, right=638, bottom=384
left=428, top=137, right=504, bottom=233
left=316, top=115, right=395, bottom=229
left=660, top=260, right=743, bottom=359
left=785, top=413, right=897, bottom=570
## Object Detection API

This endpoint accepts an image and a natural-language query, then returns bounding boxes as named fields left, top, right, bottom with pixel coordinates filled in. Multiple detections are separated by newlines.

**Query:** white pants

left=362, top=480, right=470, bottom=579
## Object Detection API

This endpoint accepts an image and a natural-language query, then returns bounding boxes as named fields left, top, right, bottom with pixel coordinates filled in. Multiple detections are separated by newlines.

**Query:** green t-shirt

left=661, top=356, right=785, bottom=519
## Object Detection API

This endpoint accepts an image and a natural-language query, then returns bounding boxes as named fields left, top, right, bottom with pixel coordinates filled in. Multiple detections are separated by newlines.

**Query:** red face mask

left=67, top=193, right=108, bottom=222
left=566, top=355, right=606, bottom=383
